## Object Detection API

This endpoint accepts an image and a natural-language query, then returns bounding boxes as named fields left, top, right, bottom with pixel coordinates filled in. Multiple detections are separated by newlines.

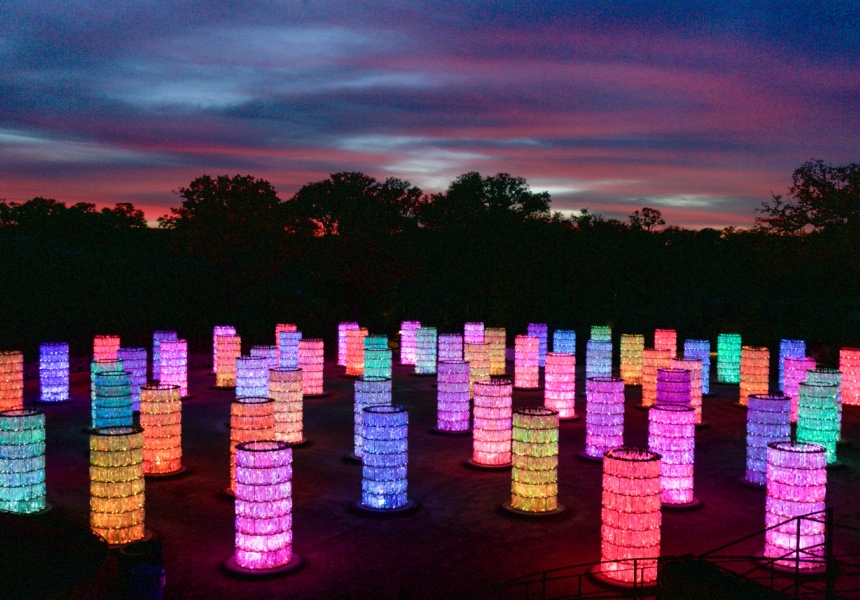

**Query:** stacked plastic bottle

left=716, top=333, right=742, bottom=383
left=159, top=339, right=188, bottom=398
left=509, top=407, right=559, bottom=513
left=337, top=322, right=360, bottom=367
left=840, top=348, right=860, bottom=406
left=553, top=330, right=576, bottom=354
left=544, top=352, right=576, bottom=419
left=211, top=326, right=236, bottom=375
left=783, top=355, right=816, bottom=423
left=653, top=329, right=677, bottom=359
left=360, top=405, right=410, bottom=510
left=268, top=367, right=304, bottom=444
left=683, top=339, right=711, bottom=395
left=0, top=408, right=46, bottom=513
left=743, top=394, right=791, bottom=486
left=778, top=339, right=806, bottom=392
left=586, top=339, right=612, bottom=380
left=89, top=426, right=145, bottom=545
left=739, top=346, right=769, bottom=407
left=436, top=361, right=470, bottom=432
left=464, top=342, right=491, bottom=399
left=472, top=380, right=513, bottom=466
left=648, top=405, right=697, bottom=506
left=796, top=380, right=840, bottom=465
left=353, top=376, right=392, bottom=459
left=215, top=333, right=242, bottom=387
left=438, top=333, right=464, bottom=362
left=527, top=323, right=548, bottom=367
left=584, top=377, right=624, bottom=459
left=140, top=384, right=183, bottom=475
left=278, top=331, right=302, bottom=369
left=619, top=334, right=644, bottom=385
left=152, top=330, right=177, bottom=381
left=118, top=347, right=147, bottom=411
left=39, top=342, right=69, bottom=403
left=399, top=321, right=421, bottom=365
left=514, top=335, right=540, bottom=389
left=0, top=352, right=24, bottom=412
left=640, top=348, right=671, bottom=408
left=670, top=358, right=702, bottom=424
left=484, top=327, right=507, bottom=376
left=298, top=339, right=325, bottom=396
left=415, top=327, right=438, bottom=375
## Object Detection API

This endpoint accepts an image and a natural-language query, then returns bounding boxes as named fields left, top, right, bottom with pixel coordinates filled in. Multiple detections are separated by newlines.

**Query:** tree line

left=1, top=160, right=858, bottom=361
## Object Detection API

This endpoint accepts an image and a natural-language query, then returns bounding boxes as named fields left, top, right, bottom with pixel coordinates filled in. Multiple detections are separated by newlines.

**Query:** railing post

left=825, top=508, right=836, bottom=600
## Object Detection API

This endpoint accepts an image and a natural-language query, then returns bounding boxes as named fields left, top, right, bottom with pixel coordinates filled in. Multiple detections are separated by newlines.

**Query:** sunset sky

left=1, top=1, right=858, bottom=228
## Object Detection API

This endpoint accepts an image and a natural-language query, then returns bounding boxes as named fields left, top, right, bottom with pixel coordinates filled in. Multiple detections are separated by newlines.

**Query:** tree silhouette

left=628, top=207, right=666, bottom=231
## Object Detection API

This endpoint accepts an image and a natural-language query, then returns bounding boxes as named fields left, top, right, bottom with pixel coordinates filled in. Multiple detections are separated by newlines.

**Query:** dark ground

left=4, top=358, right=860, bottom=600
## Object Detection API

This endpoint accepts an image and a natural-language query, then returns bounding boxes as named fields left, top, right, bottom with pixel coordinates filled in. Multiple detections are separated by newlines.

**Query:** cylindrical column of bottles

left=415, top=327, right=438, bottom=375
left=784, top=356, right=816, bottom=423
left=229, top=397, right=275, bottom=493
left=159, top=339, right=188, bottom=398
left=464, top=322, right=485, bottom=345
left=740, top=346, right=769, bottom=407
left=508, top=407, right=559, bottom=513
left=232, top=440, right=296, bottom=570
left=118, top=347, right=147, bottom=411
left=353, top=376, right=392, bottom=459
left=236, top=356, right=268, bottom=399
left=152, top=330, right=177, bottom=381
left=278, top=331, right=302, bottom=369
left=268, top=367, right=304, bottom=444
left=806, top=368, right=843, bottom=444
left=544, top=352, right=576, bottom=419
left=438, top=333, right=464, bottom=363
left=275, top=323, right=297, bottom=366
left=717, top=333, right=742, bottom=384
left=485, top=327, right=507, bottom=376
left=364, top=348, right=392, bottom=379
left=591, top=325, right=611, bottom=342
left=364, top=335, right=387, bottom=352
left=586, top=339, right=612, bottom=380
left=764, top=442, right=827, bottom=570
left=90, top=426, right=145, bottom=545
left=0, top=351, right=24, bottom=412
left=656, top=368, right=691, bottom=408
left=527, top=323, right=549, bottom=368
left=0, top=408, right=46, bottom=513
left=464, top=342, right=491, bottom=399
left=796, top=381, right=839, bottom=465
left=360, top=405, right=410, bottom=510
left=215, top=333, right=242, bottom=388
left=212, top=326, right=236, bottom=375
left=648, top=405, right=697, bottom=506
left=840, top=348, right=860, bottom=407
left=94, top=335, right=120, bottom=362
left=584, top=377, right=624, bottom=459
left=471, top=379, right=513, bottom=467
left=298, top=339, right=325, bottom=396
left=683, top=339, right=711, bottom=395
left=640, top=349, right=671, bottom=408
left=92, top=370, right=133, bottom=429
left=743, top=394, right=791, bottom=486
left=514, top=335, right=540, bottom=389
left=250, top=345, right=279, bottom=370
left=39, top=342, right=69, bottom=403
left=778, top=339, right=806, bottom=392
left=654, top=329, right=677, bottom=359
left=90, top=359, right=123, bottom=423
left=553, top=330, right=576, bottom=354
left=436, top=361, right=470, bottom=432
left=670, top=358, right=702, bottom=424
left=599, top=448, right=661, bottom=585
left=399, top=321, right=421, bottom=365
left=345, top=328, right=369, bottom=377
left=620, top=334, right=645, bottom=385
left=337, top=322, right=359, bottom=367
left=140, top=384, right=182, bottom=475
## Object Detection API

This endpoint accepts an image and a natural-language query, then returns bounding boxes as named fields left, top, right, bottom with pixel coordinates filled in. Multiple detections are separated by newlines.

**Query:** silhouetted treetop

left=0, top=197, right=146, bottom=233
left=628, top=207, right=666, bottom=231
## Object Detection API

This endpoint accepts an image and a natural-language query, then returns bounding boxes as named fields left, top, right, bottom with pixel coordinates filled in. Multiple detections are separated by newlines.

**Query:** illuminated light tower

left=590, top=325, right=611, bottom=342
left=159, top=339, right=188, bottom=398
left=464, top=342, right=491, bottom=399
left=464, top=322, right=485, bottom=345
left=139, top=384, right=184, bottom=476
left=351, top=376, right=392, bottom=461
left=355, top=405, right=414, bottom=513
left=89, top=426, right=145, bottom=546
left=683, top=339, right=711, bottom=395
left=797, top=380, right=840, bottom=465
left=228, top=397, right=275, bottom=495
left=39, top=342, right=69, bottom=404
left=364, top=348, right=392, bottom=380
left=742, top=394, right=791, bottom=487
left=90, top=359, right=123, bottom=425
left=840, top=348, right=860, bottom=407
left=580, top=377, right=624, bottom=461
left=468, top=379, right=513, bottom=469
left=212, top=326, right=236, bottom=375
left=399, top=321, right=421, bottom=365
left=118, top=347, right=147, bottom=412
left=235, top=356, right=268, bottom=399
left=620, top=334, right=645, bottom=386
left=415, top=327, right=438, bottom=375
left=654, top=329, right=677, bottom=359
left=152, top=330, right=177, bottom=381
left=268, top=367, right=305, bottom=445
left=215, top=333, right=242, bottom=388
left=778, top=339, right=806, bottom=392
left=274, top=323, right=297, bottom=366
left=92, top=369, right=133, bottom=430
left=0, top=352, right=24, bottom=413
left=593, top=448, right=661, bottom=587
left=503, top=407, right=563, bottom=515
left=527, top=323, right=549, bottom=368
left=337, top=322, right=359, bottom=367
left=93, top=335, right=120, bottom=362
left=484, top=327, right=507, bottom=376
left=544, top=352, right=576, bottom=420
left=717, top=333, right=742, bottom=384
left=250, top=345, right=279, bottom=370
left=345, top=328, right=369, bottom=377
left=298, top=339, right=325, bottom=397
left=739, top=346, right=769, bottom=407
left=784, top=356, right=816, bottom=423
left=670, top=358, right=703, bottom=426
left=365, top=334, right=388, bottom=351
left=278, top=331, right=302, bottom=369
left=553, top=330, right=576, bottom=354
left=648, top=405, right=700, bottom=509
left=225, top=440, right=302, bottom=575
left=0, top=408, right=47, bottom=514
left=433, top=360, right=470, bottom=434
left=655, top=368, right=691, bottom=408
left=438, top=333, right=464, bottom=363
left=764, top=442, right=827, bottom=571
left=639, top=348, right=672, bottom=408
left=806, top=368, right=843, bottom=445
left=514, top=335, right=540, bottom=389
left=586, top=339, right=613, bottom=381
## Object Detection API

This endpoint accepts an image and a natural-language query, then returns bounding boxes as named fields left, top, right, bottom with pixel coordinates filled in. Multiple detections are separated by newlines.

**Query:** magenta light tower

left=514, top=335, right=540, bottom=389
left=337, top=322, right=359, bottom=367
left=297, top=339, right=325, bottom=397
left=742, top=394, right=791, bottom=487
left=655, top=367, right=691, bottom=408
left=433, top=361, right=471, bottom=434
left=527, top=323, right=549, bottom=367
left=671, top=358, right=703, bottom=425
left=784, top=355, right=816, bottom=423
left=648, top=405, right=700, bottom=509
left=544, top=352, right=576, bottom=420
left=464, top=322, right=485, bottom=345
left=212, top=326, right=236, bottom=375
left=159, top=339, right=188, bottom=398
left=653, top=329, right=677, bottom=358
left=399, top=321, right=421, bottom=365
left=581, top=377, right=624, bottom=461
left=468, top=379, right=513, bottom=469
left=438, top=333, right=463, bottom=363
